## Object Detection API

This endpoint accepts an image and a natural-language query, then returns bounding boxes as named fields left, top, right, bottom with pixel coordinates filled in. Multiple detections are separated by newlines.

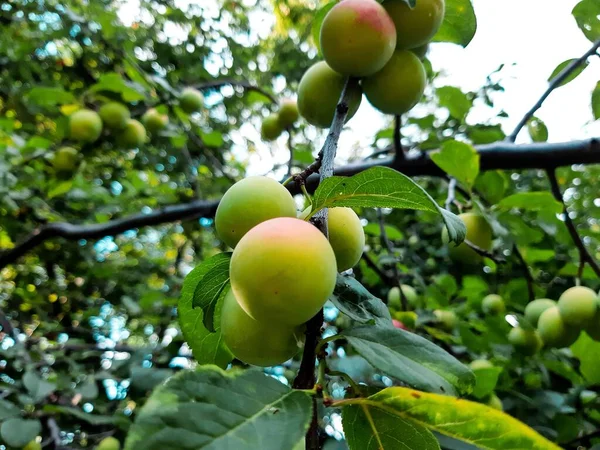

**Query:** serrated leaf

left=124, top=366, right=312, bottom=450
left=496, top=192, right=562, bottom=214
left=437, top=87, right=472, bottom=121
left=340, top=387, right=561, bottom=450
left=311, top=2, right=336, bottom=53
left=572, top=0, right=600, bottom=42
left=433, top=0, right=477, bottom=47
left=0, top=400, right=20, bottom=420
left=430, top=140, right=479, bottom=189
left=548, top=59, right=589, bottom=87
left=592, top=81, right=600, bottom=120
left=340, top=326, right=475, bottom=396
left=310, top=167, right=466, bottom=244
left=23, top=371, right=55, bottom=402
left=527, top=117, right=549, bottom=142
left=0, top=418, right=41, bottom=448
left=330, top=275, right=392, bottom=326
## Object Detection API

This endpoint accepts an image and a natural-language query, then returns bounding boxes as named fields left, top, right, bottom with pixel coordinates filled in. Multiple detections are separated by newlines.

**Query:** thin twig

left=513, top=245, right=535, bottom=301
left=286, top=127, right=294, bottom=177
left=445, top=178, right=457, bottom=210
left=47, top=417, right=61, bottom=449
left=393, top=115, right=404, bottom=161
left=377, top=209, right=407, bottom=310
left=464, top=239, right=506, bottom=263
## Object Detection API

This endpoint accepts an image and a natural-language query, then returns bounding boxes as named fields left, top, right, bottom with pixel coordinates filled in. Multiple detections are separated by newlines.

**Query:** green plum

left=327, top=207, right=365, bottom=271
left=179, top=87, right=204, bottom=113
left=434, top=309, right=457, bottom=332
left=537, top=306, right=580, bottom=348
left=383, top=0, right=445, bottom=50
left=387, top=284, right=419, bottom=309
left=469, top=359, right=494, bottom=370
left=69, top=109, right=102, bottom=142
left=96, top=436, right=120, bottom=450
left=482, top=294, right=505, bottom=316
left=261, top=114, right=283, bottom=141
left=486, top=393, right=503, bottom=411
left=98, top=102, right=130, bottom=130
left=23, top=441, right=42, bottom=450
left=142, top=108, right=169, bottom=133
left=558, top=286, right=598, bottom=328
left=411, top=43, right=429, bottom=60
left=277, top=99, right=300, bottom=128
left=51, top=146, right=79, bottom=173
left=524, top=299, right=557, bottom=327
left=508, top=326, right=542, bottom=356
left=118, top=119, right=146, bottom=148
left=443, top=213, right=493, bottom=265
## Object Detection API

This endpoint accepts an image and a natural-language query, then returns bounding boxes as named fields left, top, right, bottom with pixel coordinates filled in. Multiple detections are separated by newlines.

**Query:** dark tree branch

left=393, top=115, right=404, bottom=161
left=286, top=127, right=294, bottom=177
left=377, top=209, right=406, bottom=310
left=464, top=239, right=506, bottom=263
left=513, top=245, right=535, bottom=301
left=194, top=79, right=278, bottom=104
left=508, top=39, right=600, bottom=142
left=546, top=169, right=600, bottom=278
left=361, top=253, right=396, bottom=288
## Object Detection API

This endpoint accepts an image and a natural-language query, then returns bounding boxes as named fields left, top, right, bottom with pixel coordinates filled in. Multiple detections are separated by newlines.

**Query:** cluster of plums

left=50, top=87, right=203, bottom=174
left=214, top=176, right=365, bottom=366
left=260, top=99, right=300, bottom=141
left=294, top=0, right=444, bottom=128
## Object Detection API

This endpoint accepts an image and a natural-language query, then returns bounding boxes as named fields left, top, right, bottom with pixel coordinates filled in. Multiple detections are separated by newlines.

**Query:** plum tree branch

left=193, top=79, right=278, bottom=104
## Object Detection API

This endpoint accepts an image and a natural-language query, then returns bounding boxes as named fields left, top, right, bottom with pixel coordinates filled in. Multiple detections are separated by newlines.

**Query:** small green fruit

left=558, top=286, right=598, bottom=328
left=537, top=306, right=580, bottom=348
left=69, top=109, right=103, bottom=142
left=278, top=99, right=300, bottom=128
left=142, top=108, right=169, bottom=133
left=98, top=102, right=130, bottom=130
left=96, top=436, right=120, bottom=450
left=486, top=393, right=503, bottom=411
left=383, top=0, right=445, bottom=50
left=482, top=294, right=505, bottom=316
left=327, top=207, right=365, bottom=271
left=443, top=213, right=493, bottom=265
left=179, top=87, right=204, bottom=113
left=52, top=146, right=79, bottom=172
left=118, top=119, right=146, bottom=149
left=508, top=326, right=542, bottom=356
left=434, top=309, right=457, bottom=332
left=469, top=359, right=493, bottom=370
left=261, top=114, right=283, bottom=141
left=23, top=441, right=42, bottom=450
left=387, top=285, right=419, bottom=309
left=580, top=390, right=598, bottom=405
left=524, top=299, right=556, bottom=327
left=524, top=372, right=543, bottom=389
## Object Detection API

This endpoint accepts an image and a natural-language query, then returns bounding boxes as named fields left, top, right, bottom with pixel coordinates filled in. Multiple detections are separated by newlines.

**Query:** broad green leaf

left=519, top=248, right=555, bottom=264
left=572, top=0, right=600, bottom=42
left=437, top=87, right=472, bottom=121
left=88, top=73, right=146, bottom=102
left=343, top=403, right=439, bottom=450
left=22, top=371, right=55, bottom=402
left=130, top=367, right=174, bottom=392
left=310, top=167, right=466, bottom=244
left=42, top=405, right=122, bottom=426
left=471, top=367, right=503, bottom=400
left=330, top=275, right=392, bottom=326
left=340, top=326, right=475, bottom=395
left=311, top=2, right=336, bottom=53
left=0, top=400, right=20, bottom=421
left=189, top=253, right=231, bottom=332
left=341, top=387, right=562, bottom=450
left=433, top=0, right=477, bottom=47
left=124, top=366, right=312, bottom=450
left=25, top=87, right=75, bottom=108
left=548, top=59, right=589, bottom=87
left=467, top=125, right=505, bottom=145
left=527, top=117, right=549, bottom=142
left=363, top=223, right=404, bottom=240
left=48, top=180, right=73, bottom=199
left=75, top=376, right=99, bottom=400
left=571, top=332, right=600, bottom=385
left=496, top=192, right=562, bottom=214
left=0, top=418, right=41, bottom=448
left=178, top=258, right=232, bottom=368
left=430, top=140, right=479, bottom=189
left=542, top=359, right=584, bottom=385
left=592, top=80, right=600, bottom=120
left=474, top=171, right=507, bottom=205
left=200, top=130, right=224, bottom=148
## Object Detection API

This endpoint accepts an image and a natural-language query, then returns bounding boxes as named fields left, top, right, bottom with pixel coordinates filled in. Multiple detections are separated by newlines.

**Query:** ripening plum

left=69, top=109, right=102, bottom=142
left=118, top=119, right=146, bottom=149
left=558, top=286, right=598, bottom=328
left=393, top=311, right=417, bottom=329
left=327, top=207, right=365, bottom=271
left=434, top=309, right=457, bottom=331
left=95, top=437, right=120, bottom=450
left=230, top=217, right=337, bottom=326
left=215, top=176, right=297, bottom=248
left=98, top=102, right=130, bottom=130
left=537, top=306, right=580, bottom=348
left=297, top=61, right=362, bottom=128
left=443, top=213, right=493, bottom=265
left=392, top=319, right=408, bottom=330
left=278, top=99, right=300, bottom=128
left=362, top=50, right=426, bottom=115
left=486, top=394, right=503, bottom=411
left=320, top=0, right=396, bottom=77
left=469, top=359, right=493, bottom=370
left=482, top=294, right=505, bottom=316
left=23, top=441, right=41, bottom=450
left=524, top=299, right=557, bottom=327
left=261, top=114, right=283, bottom=141
left=179, top=87, right=204, bottom=113
left=387, top=284, right=419, bottom=309
left=220, top=290, right=302, bottom=366
left=51, top=146, right=79, bottom=173
left=142, top=108, right=169, bottom=134
left=383, top=0, right=445, bottom=50
left=508, top=326, right=542, bottom=356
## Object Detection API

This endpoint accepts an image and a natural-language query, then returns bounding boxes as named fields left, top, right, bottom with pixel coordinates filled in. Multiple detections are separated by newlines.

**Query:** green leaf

left=343, top=403, right=439, bottom=450
left=471, top=367, right=503, bottom=399
left=363, top=223, right=404, bottom=240
left=572, top=333, right=600, bottom=385
left=0, top=418, right=41, bottom=448
left=0, top=400, right=20, bottom=421
left=437, top=87, right=472, bottom=121
left=124, top=366, right=312, bottom=450
left=340, top=326, right=475, bottom=396
left=88, top=73, right=146, bottom=102
left=130, top=367, right=174, bottom=393
left=433, top=0, right=477, bottom=47
left=310, top=167, right=466, bottom=244
left=474, top=171, right=507, bottom=205
left=75, top=376, right=99, bottom=400
left=592, top=81, right=600, bottom=120
left=527, top=117, right=549, bottom=142
left=547, top=59, right=589, bottom=87
left=496, top=192, right=562, bottom=214
left=330, top=275, right=392, bottom=326
left=178, top=259, right=232, bottom=368
left=48, top=180, right=73, bottom=199
left=25, top=87, right=75, bottom=108
left=42, top=405, right=122, bottom=426
left=23, top=371, right=56, bottom=402
left=189, top=253, right=231, bottom=332
left=341, top=387, right=562, bottom=450
left=430, top=140, right=479, bottom=189
left=200, top=130, right=224, bottom=148
left=311, top=2, right=336, bottom=53
left=572, top=0, right=600, bottom=42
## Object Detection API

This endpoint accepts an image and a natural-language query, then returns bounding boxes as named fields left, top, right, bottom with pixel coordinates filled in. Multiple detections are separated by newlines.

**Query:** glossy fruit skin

left=261, top=114, right=283, bottom=141
left=142, top=108, right=169, bottom=133
left=23, top=441, right=42, bottom=450
left=220, top=290, right=302, bottom=366
left=297, top=61, right=362, bottom=128
left=215, top=176, right=297, bottom=249
left=98, top=102, right=130, bottom=130
left=383, top=0, right=445, bottom=50
left=230, top=217, right=337, bottom=326
left=482, top=294, right=505, bottom=316
left=388, top=285, right=419, bottom=309
left=537, top=306, right=580, bottom=348
left=69, top=109, right=102, bottom=142
left=486, top=394, right=503, bottom=411
left=558, top=286, right=598, bottom=327
left=434, top=309, right=457, bottom=331
left=278, top=99, right=300, bottom=128
left=52, top=146, right=78, bottom=172
left=320, top=0, right=396, bottom=77
left=469, top=359, right=493, bottom=370
left=327, top=207, right=365, bottom=271
left=96, top=436, right=120, bottom=450
left=362, top=50, right=426, bottom=115
left=118, top=119, right=146, bottom=148
left=179, top=87, right=204, bottom=113
left=508, top=327, right=542, bottom=356
left=444, top=213, right=493, bottom=264
left=524, top=299, right=557, bottom=327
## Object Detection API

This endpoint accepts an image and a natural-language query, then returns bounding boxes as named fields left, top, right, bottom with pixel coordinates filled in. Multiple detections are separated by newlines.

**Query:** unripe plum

left=434, top=309, right=457, bottom=331
left=558, top=286, right=598, bottom=328
left=98, top=102, right=130, bottom=130
left=469, top=359, right=493, bottom=370
left=69, top=109, right=102, bottom=142
left=142, top=108, right=169, bottom=133
left=383, top=0, right=445, bottom=50
left=537, top=306, right=580, bottom=348
left=278, top=99, right=300, bottom=129
left=482, top=294, right=505, bottom=316
left=388, top=285, right=419, bottom=309
left=118, top=119, right=146, bottom=149
left=411, top=43, right=429, bottom=60
left=261, top=114, right=283, bottom=141
left=297, top=61, right=362, bottom=128
left=524, top=299, right=556, bottom=327
left=23, top=441, right=42, bottom=450
left=215, top=176, right=297, bottom=248
left=52, top=146, right=78, bottom=172
left=362, top=50, right=426, bottom=115
left=220, top=290, right=302, bottom=366
left=179, top=87, right=204, bottom=113
left=508, top=326, right=542, bottom=356
left=443, top=213, right=493, bottom=264
left=328, top=207, right=365, bottom=271
left=95, top=437, right=120, bottom=450
left=230, top=217, right=337, bottom=326
left=486, top=393, right=503, bottom=411
left=320, top=0, right=396, bottom=77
